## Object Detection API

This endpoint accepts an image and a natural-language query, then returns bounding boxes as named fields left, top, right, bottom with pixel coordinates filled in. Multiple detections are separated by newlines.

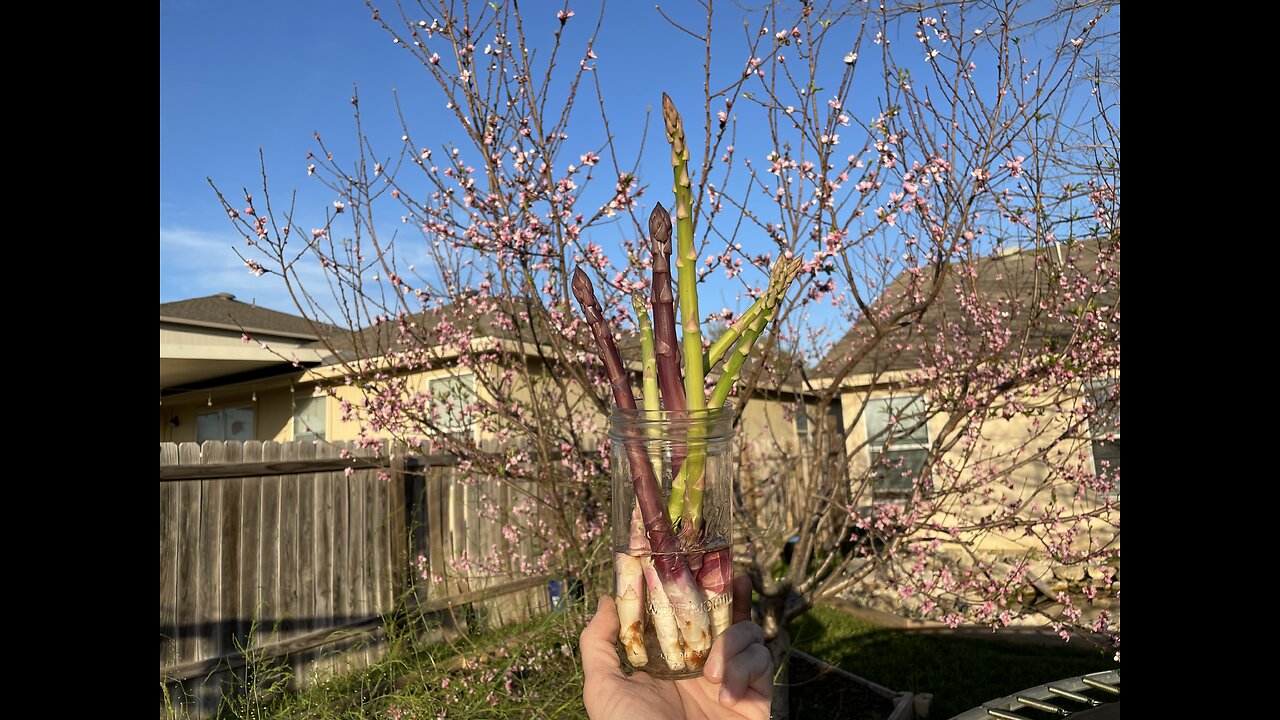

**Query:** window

left=293, top=395, right=327, bottom=442
left=797, top=401, right=845, bottom=453
left=196, top=406, right=255, bottom=442
left=865, top=395, right=929, bottom=500
left=795, top=403, right=809, bottom=441
left=1086, top=381, right=1120, bottom=496
left=429, top=374, right=476, bottom=434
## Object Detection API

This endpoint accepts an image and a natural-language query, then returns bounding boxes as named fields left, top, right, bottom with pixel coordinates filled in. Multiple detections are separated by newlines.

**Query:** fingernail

left=719, top=687, right=736, bottom=706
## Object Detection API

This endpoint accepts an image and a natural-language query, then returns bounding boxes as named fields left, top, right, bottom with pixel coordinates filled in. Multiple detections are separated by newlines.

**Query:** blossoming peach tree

left=216, top=0, right=1118, bottom=714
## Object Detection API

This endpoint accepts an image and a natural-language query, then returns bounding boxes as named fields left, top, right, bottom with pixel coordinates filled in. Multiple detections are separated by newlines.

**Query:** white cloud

left=160, top=225, right=310, bottom=314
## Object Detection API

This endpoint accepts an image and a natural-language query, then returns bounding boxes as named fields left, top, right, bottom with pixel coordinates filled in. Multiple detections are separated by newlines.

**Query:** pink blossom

left=1002, top=155, right=1025, bottom=178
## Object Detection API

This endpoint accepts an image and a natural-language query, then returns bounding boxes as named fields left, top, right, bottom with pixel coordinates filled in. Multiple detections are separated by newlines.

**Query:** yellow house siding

left=838, top=383, right=1116, bottom=556
left=259, top=387, right=293, bottom=441
left=309, top=367, right=483, bottom=442
left=158, top=381, right=295, bottom=443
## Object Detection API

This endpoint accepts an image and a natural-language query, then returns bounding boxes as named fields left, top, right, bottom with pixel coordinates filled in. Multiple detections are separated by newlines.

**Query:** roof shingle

left=815, top=238, right=1120, bottom=382
left=160, top=293, right=339, bottom=340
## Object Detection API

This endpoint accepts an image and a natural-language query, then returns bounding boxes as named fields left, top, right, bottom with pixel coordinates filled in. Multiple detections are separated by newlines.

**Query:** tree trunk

left=759, top=586, right=791, bottom=719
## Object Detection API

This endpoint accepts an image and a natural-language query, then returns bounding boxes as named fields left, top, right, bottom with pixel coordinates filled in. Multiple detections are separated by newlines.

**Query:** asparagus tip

left=649, top=204, right=672, bottom=254
left=662, top=93, right=683, bottom=138
left=571, top=266, right=592, bottom=303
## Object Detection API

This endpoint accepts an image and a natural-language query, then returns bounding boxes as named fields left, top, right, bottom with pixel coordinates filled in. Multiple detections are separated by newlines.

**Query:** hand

left=580, top=574, right=772, bottom=720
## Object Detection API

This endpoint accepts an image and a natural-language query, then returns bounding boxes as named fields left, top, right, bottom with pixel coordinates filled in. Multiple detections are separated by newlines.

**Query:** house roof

left=160, top=293, right=339, bottom=340
left=302, top=292, right=813, bottom=397
left=160, top=293, right=341, bottom=394
left=307, top=295, right=569, bottom=361
left=815, top=238, right=1120, bottom=382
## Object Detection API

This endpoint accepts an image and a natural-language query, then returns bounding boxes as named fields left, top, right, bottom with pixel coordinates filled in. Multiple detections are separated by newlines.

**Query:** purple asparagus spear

left=571, top=267, right=712, bottom=661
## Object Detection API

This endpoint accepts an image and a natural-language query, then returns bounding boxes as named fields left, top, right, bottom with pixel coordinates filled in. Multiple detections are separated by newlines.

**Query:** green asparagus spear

left=632, top=294, right=660, bottom=412
left=709, top=258, right=803, bottom=409
left=662, top=93, right=705, bottom=412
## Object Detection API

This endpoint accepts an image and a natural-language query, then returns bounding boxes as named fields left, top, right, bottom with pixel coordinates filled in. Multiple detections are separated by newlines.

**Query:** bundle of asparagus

left=571, top=94, right=802, bottom=673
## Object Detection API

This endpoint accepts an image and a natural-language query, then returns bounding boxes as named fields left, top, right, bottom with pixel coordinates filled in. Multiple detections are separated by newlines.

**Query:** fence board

left=450, top=473, right=467, bottom=598
left=240, top=441, right=263, bottom=647
left=424, top=469, right=442, bottom=600
left=316, top=444, right=335, bottom=637
left=362, top=453, right=380, bottom=672
left=347, top=442, right=366, bottom=619
left=391, top=455, right=411, bottom=600
left=279, top=441, right=301, bottom=644
left=331, top=443, right=349, bottom=624
left=297, top=441, right=317, bottom=638
left=194, top=442, right=224, bottom=717
left=192, top=442, right=221, bottom=668
left=365, top=450, right=381, bottom=616
left=260, top=442, right=281, bottom=646
left=176, top=448, right=202, bottom=663
left=160, top=444, right=179, bottom=665
left=382, top=458, right=397, bottom=608
left=217, top=441, right=245, bottom=652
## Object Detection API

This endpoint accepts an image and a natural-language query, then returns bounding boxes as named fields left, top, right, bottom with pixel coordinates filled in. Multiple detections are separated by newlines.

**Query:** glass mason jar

left=609, top=405, right=736, bottom=678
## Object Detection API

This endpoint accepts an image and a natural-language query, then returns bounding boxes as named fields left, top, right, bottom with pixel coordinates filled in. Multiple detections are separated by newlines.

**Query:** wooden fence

left=159, top=440, right=552, bottom=718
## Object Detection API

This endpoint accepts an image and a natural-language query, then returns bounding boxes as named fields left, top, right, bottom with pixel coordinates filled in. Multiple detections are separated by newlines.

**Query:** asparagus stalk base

left=615, top=552, right=649, bottom=666
left=638, top=554, right=690, bottom=672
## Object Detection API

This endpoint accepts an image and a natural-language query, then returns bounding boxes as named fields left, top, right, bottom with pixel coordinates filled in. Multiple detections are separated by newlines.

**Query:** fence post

left=391, top=453, right=420, bottom=602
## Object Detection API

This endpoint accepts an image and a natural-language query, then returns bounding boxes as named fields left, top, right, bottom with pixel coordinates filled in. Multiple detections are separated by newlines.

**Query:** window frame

left=292, top=393, right=327, bottom=442
left=1084, top=379, right=1120, bottom=497
left=864, top=394, right=930, bottom=502
left=428, top=372, right=477, bottom=436
left=196, top=405, right=256, bottom=442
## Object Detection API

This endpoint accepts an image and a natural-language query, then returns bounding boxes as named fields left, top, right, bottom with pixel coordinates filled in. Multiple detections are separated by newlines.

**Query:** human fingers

left=579, top=596, right=622, bottom=682
left=731, top=573, right=752, bottom=624
left=702, top=618, right=765, bottom=682
left=716, top=643, right=772, bottom=708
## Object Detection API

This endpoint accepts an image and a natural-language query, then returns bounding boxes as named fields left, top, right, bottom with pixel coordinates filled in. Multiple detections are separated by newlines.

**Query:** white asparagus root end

left=640, top=556, right=688, bottom=671
left=615, top=552, right=648, bottom=666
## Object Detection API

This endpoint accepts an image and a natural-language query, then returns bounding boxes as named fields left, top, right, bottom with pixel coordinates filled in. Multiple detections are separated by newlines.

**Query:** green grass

left=168, top=599, right=1115, bottom=719
left=175, top=605, right=592, bottom=720
left=789, top=606, right=1118, bottom=719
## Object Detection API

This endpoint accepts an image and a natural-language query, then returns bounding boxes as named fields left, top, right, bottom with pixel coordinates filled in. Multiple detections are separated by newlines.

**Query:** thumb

left=580, top=595, right=622, bottom=680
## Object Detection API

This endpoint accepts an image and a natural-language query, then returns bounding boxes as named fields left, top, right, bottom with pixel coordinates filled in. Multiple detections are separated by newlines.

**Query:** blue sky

left=161, top=0, right=779, bottom=312
left=161, top=1, right=1116, bottom=356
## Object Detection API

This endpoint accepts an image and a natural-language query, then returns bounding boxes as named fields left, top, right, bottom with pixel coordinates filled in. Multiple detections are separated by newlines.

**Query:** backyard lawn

left=188, top=601, right=1118, bottom=719
left=790, top=605, right=1119, bottom=719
